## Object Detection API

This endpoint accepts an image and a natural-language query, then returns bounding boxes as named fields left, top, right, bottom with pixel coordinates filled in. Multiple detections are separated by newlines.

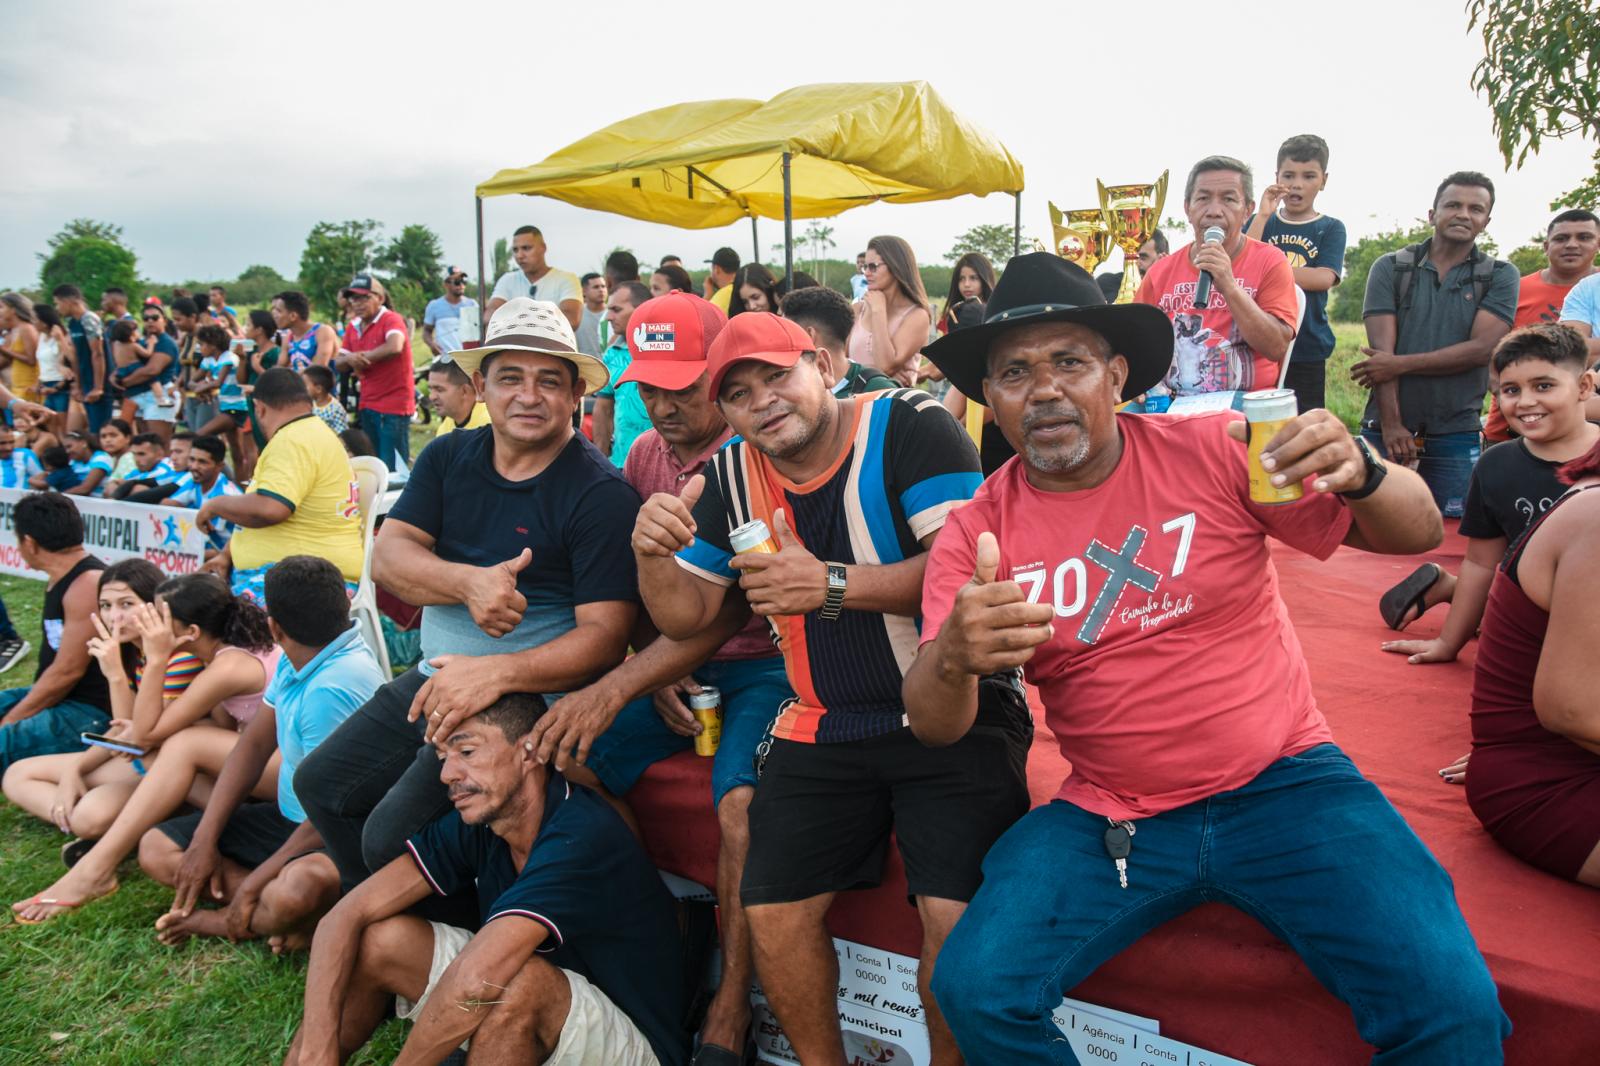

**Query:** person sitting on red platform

left=1459, top=333, right=1600, bottom=887
left=911, top=252, right=1510, bottom=1062
left=531, top=291, right=796, bottom=1064
left=629, top=311, right=1029, bottom=1065
left=1381, top=324, right=1598, bottom=664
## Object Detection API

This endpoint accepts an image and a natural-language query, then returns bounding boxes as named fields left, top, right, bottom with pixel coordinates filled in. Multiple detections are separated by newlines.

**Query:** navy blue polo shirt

left=386, top=426, right=641, bottom=677
left=406, top=774, right=688, bottom=1066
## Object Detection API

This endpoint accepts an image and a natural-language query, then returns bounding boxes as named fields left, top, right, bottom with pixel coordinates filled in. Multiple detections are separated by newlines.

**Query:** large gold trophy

left=1097, top=171, right=1169, bottom=303
left=1048, top=203, right=1113, bottom=275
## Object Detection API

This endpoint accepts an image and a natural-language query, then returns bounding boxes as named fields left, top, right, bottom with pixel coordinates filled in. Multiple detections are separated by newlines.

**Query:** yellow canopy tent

left=471, top=81, right=1025, bottom=307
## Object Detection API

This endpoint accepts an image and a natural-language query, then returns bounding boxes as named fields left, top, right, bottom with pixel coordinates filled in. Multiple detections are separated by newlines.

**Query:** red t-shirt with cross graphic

left=920, top=411, right=1352, bottom=820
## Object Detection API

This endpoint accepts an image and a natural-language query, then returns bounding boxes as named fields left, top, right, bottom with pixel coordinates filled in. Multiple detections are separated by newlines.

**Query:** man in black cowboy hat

left=905, top=253, right=1509, bottom=1062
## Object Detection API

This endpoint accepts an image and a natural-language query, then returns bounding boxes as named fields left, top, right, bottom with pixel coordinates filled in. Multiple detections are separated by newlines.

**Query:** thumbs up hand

left=633, top=475, right=705, bottom=559
left=731, top=507, right=827, bottom=617
left=940, top=530, right=1056, bottom=675
left=466, top=547, right=533, bottom=637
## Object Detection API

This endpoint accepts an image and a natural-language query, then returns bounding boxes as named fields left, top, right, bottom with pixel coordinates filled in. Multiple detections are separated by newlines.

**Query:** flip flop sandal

left=60, top=838, right=94, bottom=869
left=1380, top=562, right=1443, bottom=631
left=12, top=883, right=119, bottom=925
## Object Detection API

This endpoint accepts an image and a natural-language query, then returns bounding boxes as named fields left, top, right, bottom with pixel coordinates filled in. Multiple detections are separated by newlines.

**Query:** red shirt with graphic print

left=920, top=411, right=1352, bottom=819
left=1134, top=237, right=1298, bottom=396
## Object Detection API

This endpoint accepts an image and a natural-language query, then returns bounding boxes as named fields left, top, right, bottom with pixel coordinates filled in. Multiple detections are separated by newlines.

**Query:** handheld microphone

left=1193, top=226, right=1225, bottom=307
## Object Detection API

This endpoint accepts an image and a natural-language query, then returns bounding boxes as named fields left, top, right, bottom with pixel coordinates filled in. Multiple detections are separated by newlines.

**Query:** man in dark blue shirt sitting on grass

left=286, top=691, right=688, bottom=1066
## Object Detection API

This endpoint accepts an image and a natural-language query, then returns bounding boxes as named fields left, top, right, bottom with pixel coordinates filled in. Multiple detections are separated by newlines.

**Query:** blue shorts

left=587, top=655, right=792, bottom=809
left=232, top=564, right=357, bottom=607
left=133, top=389, right=181, bottom=422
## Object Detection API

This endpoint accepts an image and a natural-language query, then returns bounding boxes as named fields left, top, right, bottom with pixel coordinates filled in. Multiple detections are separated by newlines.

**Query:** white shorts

left=133, top=389, right=180, bottom=422
left=396, top=921, right=662, bottom=1065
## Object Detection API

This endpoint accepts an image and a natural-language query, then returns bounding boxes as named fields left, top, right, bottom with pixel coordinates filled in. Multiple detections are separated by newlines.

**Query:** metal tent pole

left=1013, top=191, right=1022, bottom=259
left=782, top=152, right=793, bottom=283
left=751, top=217, right=760, bottom=264
left=474, top=196, right=487, bottom=340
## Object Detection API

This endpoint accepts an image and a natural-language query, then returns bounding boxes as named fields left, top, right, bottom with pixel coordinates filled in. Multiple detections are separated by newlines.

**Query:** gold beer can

left=689, top=687, right=722, bottom=757
left=1243, top=389, right=1303, bottom=504
left=730, top=518, right=778, bottom=555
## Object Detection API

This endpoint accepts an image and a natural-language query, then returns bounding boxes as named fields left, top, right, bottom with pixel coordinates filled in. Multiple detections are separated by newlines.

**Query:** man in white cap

left=295, top=298, right=643, bottom=900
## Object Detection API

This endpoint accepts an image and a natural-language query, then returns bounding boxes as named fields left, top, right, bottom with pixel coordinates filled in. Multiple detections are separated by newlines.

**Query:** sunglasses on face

left=862, top=262, right=884, bottom=273
left=142, top=315, right=161, bottom=322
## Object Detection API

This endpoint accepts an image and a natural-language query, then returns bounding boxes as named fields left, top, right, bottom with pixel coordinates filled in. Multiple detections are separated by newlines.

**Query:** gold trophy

left=1097, top=171, right=1169, bottom=303
left=1048, top=203, right=1113, bottom=275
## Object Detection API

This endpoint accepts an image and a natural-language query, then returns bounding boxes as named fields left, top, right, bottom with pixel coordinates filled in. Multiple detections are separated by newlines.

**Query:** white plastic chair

left=1277, top=286, right=1308, bottom=390
left=347, top=456, right=391, bottom=677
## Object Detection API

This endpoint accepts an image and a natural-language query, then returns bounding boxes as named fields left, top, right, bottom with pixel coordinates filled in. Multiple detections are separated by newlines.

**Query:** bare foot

left=12, top=867, right=120, bottom=923
left=268, top=929, right=313, bottom=956
left=155, top=908, right=229, bottom=947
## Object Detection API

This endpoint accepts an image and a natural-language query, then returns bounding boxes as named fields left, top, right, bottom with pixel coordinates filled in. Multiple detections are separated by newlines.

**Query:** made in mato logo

left=634, top=321, right=676, bottom=351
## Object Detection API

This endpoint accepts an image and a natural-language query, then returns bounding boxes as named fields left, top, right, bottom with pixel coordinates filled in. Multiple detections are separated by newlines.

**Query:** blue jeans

left=0, top=687, right=110, bottom=774
left=933, top=744, right=1509, bottom=1064
left=82, top=396, right=114, bottom=435
left=1362, top=428, right=1479, bottom=518
left=587, top=656, right=793, bottom=808
left=360, top=409, right=411, bottom=473
left=0, top=596, right=16, bottom=641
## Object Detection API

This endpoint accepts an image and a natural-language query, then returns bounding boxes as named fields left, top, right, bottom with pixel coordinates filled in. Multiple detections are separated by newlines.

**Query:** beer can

left=689, top=687, right=722, bottom=756
left=729, top=518, right=778, bottom=555
left=1242, top=389, right=1303, bottom=504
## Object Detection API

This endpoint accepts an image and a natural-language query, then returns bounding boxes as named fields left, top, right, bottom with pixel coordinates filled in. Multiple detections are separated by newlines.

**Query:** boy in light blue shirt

left=143, top=555, right=386, bottom=948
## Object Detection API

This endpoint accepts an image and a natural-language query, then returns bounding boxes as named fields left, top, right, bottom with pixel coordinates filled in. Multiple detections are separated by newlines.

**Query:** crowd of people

left=0, top=133, right=1595, bottom=1066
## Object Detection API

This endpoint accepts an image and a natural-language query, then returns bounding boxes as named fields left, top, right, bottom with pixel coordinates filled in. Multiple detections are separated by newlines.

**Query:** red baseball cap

left=705, top=312, right=815, bottom=397
left=616, top=292, right=727, bottom=391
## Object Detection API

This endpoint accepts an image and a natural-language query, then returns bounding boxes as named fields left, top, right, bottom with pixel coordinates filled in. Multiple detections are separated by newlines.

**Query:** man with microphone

left=1136, top=156, right=1300, bottom=398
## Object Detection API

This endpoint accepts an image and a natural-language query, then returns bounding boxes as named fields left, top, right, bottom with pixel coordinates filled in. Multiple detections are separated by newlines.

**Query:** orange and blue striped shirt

left=676, top=389, right=979, bottom=743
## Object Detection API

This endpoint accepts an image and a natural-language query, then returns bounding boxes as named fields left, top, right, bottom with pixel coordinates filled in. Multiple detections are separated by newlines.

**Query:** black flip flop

left=60, top=837, right=94, bottom=869
left=1379, top=562, right=1443, bottom=631
left=690, top=1044, right=746, bottom=1066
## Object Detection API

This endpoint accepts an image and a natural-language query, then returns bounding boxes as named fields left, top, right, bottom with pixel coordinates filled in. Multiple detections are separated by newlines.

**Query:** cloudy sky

left=3, top=0, right=1592, bottom=291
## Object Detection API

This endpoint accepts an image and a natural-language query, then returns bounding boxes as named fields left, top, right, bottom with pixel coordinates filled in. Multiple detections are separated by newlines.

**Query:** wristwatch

left=1338, top=437, right=1388, bottom=500
left=819, top=563, right=848, bottom=621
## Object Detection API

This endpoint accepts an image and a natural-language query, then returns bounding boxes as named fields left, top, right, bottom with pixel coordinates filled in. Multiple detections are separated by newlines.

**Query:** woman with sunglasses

left=122, top=305, right=180, bottom=443
left=847, top=235, right=933, bottom=386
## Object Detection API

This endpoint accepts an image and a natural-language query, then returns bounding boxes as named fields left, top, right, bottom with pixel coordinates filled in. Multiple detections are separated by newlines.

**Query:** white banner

left=0, top=488, right=209, bottom=579
left=752, top=937, right=1252, bottom=1066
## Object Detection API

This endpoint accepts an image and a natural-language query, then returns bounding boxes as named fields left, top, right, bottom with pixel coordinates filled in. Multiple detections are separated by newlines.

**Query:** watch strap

left=1338, top=437, right=1387, bottom=501
left=819, top=562, right=847, bottom=620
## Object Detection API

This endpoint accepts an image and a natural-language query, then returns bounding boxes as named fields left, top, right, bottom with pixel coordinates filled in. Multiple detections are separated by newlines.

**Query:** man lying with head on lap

left=283, top=691, right=687, bottom=1066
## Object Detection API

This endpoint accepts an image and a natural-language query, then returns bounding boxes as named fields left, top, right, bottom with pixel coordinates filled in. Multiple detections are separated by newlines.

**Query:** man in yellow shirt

left=199, top=367, right=364, bottom=604
left=428, top=358, right=489, bottom=436
left=705, top=247, right=740, bottom=313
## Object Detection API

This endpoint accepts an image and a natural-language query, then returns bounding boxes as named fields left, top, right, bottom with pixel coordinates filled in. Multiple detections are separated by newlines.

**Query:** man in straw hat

left=295, top=298, right=643, bottom=902
left=628, top=310, right=1031, bottom=1065
left=909, top=252, right=1508, bottom=1061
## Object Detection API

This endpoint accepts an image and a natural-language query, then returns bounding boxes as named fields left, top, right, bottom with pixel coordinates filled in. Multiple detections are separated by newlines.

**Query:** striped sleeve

left=884, top=389, right=981, bottom=541
left=162, top=652, right=203, bottom=699
left=674, top=455, right=738, bottom=586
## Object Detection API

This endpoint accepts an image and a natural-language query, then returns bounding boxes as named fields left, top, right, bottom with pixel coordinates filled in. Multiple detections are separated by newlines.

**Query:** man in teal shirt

left=593, top=281, right=653, bottom=465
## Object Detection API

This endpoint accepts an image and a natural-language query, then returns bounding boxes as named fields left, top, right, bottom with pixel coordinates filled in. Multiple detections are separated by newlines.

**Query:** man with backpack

left=1351, top=172, right=1518, bottom=516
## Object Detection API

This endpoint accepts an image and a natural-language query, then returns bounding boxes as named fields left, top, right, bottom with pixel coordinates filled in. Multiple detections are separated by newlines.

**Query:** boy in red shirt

left=911, top=253, right=1509, bottom=1062
left=1135, top=156, right=1299, bottom=399
left=334, top=273, right=415, bottom=472
left=1483, top=209, right=1600, bottom=442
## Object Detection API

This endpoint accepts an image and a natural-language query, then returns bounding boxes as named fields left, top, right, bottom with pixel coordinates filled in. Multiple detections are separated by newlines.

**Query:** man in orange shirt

left=1485, top=209, right=1600, bottom=441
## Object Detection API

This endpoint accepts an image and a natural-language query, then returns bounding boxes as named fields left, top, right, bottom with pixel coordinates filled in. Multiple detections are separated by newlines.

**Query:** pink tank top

left=213, top=644, right=282, bottom=725
left=847, top=303, right=920, bottom=384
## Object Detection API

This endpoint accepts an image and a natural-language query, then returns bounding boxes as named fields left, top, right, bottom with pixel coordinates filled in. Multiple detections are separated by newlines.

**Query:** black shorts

left=158, top=802, right=304, bottom=869
left=219, top=409, right=248, bottom=428
left=740, top=681, right=1031, bottom=907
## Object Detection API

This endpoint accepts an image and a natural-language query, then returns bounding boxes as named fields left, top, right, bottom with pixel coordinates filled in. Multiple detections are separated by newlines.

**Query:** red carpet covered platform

left=629, top=530, right=1600, bottom=1064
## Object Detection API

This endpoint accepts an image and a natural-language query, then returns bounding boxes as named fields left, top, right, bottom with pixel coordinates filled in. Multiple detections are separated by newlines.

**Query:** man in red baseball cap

left=535, top=291, right=795, bottom=1063
left=625, top=311, right=1027, bottom=1065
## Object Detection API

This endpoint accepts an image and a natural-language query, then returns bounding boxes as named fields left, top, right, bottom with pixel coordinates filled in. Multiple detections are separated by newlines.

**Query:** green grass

left=1325, top=321, right=1371, bottom=431
left=0, top=575, right=407, bottom=1065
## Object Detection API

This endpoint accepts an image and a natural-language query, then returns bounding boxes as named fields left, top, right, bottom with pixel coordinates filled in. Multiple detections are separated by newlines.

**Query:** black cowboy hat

left=923, top=252, right=1173, bottom=403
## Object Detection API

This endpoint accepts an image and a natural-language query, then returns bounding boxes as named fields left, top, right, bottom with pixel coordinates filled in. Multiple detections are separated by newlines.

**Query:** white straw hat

left=446, top=297, right=609, bottom=395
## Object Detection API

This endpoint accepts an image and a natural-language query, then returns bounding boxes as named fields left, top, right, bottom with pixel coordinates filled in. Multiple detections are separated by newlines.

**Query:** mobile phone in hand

left=80, top=732, right=147, bottom=757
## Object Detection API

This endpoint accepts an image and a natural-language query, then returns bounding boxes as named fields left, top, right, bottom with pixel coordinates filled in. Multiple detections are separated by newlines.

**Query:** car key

left=1104, top=819, right=1135, bottom=889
